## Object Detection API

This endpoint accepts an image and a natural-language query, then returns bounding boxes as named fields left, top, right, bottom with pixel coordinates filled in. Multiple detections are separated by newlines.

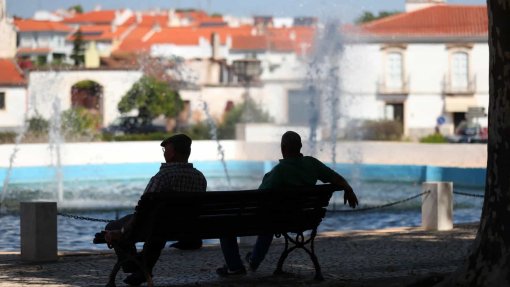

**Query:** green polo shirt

left=258, top=155, right=337, bottom=189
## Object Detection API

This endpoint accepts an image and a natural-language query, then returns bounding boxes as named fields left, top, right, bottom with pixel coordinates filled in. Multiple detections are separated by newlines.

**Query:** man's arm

left=329, top=173, right=358, bottom=208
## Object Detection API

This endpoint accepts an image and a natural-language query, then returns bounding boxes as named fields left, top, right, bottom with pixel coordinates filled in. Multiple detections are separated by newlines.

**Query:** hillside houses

left=0, top=0, right=490, bottom=142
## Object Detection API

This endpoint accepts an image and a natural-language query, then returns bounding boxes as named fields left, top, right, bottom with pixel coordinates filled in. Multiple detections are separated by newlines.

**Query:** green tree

left=355, top=10, right=400, bottom=24
left=118, top=76, right=183, bottom=123
left=69, top=5, right=83, bottom=13
left=71, top=29, right=84, bottom=66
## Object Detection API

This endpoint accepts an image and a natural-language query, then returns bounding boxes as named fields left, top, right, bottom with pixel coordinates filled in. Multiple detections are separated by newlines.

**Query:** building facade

left=340, top=1, right=488, bottom=139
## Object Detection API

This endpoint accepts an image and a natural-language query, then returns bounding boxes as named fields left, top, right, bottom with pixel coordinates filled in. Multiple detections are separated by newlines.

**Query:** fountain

left=201, top=100, right=232, bottom=188
left=0, top=71, right=67, bottom=211
left=48, top=98, right=65, bottom=203
left=304, top=21, right=346, bottom=167
left=0, top=120, right=28, bottom=212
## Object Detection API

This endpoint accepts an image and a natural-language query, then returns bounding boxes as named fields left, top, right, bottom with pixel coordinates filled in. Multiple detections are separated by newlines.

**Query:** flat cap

left=160, top=134, right=192, bottom=148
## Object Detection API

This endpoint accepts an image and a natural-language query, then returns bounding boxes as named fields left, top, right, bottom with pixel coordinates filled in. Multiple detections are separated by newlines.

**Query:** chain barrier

left=57, top=212, right=113, bottom=223
left=453, top=190, right=485, bottom=198
left=55, top=189, right=484, bottom=221
left=330, top=190, right=430, bottom=213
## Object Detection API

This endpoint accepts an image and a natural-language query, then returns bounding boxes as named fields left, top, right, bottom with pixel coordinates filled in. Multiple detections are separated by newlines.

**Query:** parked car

left=102, top=116, right=166, bottom=135
left=447, top=122, right=488, bottom=143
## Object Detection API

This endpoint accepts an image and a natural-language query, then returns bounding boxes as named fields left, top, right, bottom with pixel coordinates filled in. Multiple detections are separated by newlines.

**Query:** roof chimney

left=211, top=33, right=220, bottom=60
left=405, top=0, right=445, bottom=12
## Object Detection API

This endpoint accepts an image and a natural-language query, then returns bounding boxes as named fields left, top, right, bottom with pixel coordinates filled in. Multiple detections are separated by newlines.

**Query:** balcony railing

left=442, top=74, right=477, bottom=95
left=377, top=76, right=410, bottom=95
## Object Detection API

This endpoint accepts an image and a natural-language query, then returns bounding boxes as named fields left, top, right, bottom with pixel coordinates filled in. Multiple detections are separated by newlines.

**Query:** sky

left=6, top=0, right=486, bottom=23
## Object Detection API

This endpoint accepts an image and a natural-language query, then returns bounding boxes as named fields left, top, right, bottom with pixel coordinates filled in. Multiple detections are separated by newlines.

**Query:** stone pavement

left=0, top=224, right=477, bottom=287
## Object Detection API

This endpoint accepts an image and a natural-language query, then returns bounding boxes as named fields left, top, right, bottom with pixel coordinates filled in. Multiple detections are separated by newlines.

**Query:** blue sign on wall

left=436, top=116, right=446, bottom=125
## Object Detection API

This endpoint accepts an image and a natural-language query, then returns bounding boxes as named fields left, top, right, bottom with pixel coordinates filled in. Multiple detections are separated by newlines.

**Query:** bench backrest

left=128, top=184, right=339, bottom=242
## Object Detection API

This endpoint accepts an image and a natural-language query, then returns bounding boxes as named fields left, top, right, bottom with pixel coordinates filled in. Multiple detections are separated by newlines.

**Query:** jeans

left=219, top=234, right=273, bottom=271
left=105, top=214, right=166, bottom=274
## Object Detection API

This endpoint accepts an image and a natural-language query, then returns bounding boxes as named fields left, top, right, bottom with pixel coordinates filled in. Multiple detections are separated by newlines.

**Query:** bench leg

left=274, top=233, right=290, bottom=275
left=273, top=229, right=324, bottom=281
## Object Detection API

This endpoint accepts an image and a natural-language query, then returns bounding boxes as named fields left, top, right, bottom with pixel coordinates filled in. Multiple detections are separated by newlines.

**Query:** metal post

left=421, top=182, right=453, bottom=231
left=20, top=202, right=58, bottom=262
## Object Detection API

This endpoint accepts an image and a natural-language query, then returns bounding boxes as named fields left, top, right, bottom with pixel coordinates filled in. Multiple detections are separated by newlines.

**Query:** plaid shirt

left=143, top=162, right=207, bottom=194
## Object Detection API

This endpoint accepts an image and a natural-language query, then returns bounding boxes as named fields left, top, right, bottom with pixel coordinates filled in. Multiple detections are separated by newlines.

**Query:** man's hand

left=104, top=230, right=122, bottom=245
left=343, top=187, right=358, bottom=208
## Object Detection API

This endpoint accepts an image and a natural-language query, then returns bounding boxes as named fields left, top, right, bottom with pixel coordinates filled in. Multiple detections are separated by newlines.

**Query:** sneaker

left=245, top=252, right=259, bottom=271
left=216, top=265, right=247, bottom=277
left=123, top=272, right=148, bottom=286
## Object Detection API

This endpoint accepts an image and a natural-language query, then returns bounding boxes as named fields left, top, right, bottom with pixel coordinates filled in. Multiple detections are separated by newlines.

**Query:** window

left=288, top=89, right=320, bottom=125
left=386, top=52, right=403, bottom=88
left=451, top=52, right=469, bottom=89
left=385, top=103, right=403, bottom=123
left=0, top=92, right=5, bottom=110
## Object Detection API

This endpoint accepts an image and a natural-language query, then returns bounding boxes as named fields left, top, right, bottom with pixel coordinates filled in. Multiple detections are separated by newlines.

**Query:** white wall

left=0, top=18, right=16, bottom=58
left=28, top=70, right=143, bottom=126
left=0, top=86, right=26, bottom=129
left=0, top=140, right=487, bottom=168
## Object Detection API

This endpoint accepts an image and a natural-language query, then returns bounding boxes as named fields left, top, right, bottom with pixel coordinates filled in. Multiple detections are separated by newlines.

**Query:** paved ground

left=0, top=224, right=477, bottom=287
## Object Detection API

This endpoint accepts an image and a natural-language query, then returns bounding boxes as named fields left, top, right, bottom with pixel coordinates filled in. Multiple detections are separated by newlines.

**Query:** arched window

left=451, top=52, right=469, bottom=89
left=386, top=52, right=403, bottom=88
left=71, top=80, right=103, bottom=111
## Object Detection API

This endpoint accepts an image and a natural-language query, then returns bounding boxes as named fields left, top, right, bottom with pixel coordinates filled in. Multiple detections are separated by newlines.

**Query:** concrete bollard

left=421, top=182, right=453, bottom=231
left=20, top=202, right=58, bottom=262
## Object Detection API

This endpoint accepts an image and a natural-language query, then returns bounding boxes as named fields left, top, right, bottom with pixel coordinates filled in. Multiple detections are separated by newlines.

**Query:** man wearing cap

left=216, top=130, right=358, bottom=276
left=104, top=134, right=207, bottom=285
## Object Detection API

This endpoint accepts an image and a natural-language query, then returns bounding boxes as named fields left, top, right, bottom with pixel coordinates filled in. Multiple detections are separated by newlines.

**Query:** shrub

left=181, top=121, right=212, bottom=140
left=61, top=107, right=101, bottom=139
left=360, top=120, right=403, bottom=141
left=420, top=133, right=447, bottom=143
left=0, top=132, right=16, bottom=144
left=218, top=98, right=271, bottom=139
left=27, top=114, right=49, bottom=136
left=101, top=132, right=168, bottom=142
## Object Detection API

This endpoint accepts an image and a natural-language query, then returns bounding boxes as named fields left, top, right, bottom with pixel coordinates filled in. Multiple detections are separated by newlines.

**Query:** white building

left=339, top=0, right=488, bottom=139
left=14, top=19, right=73, bottom=64
left=0, top=59, right=27, bottom=131
left=0, top=0, right=16, bottom=58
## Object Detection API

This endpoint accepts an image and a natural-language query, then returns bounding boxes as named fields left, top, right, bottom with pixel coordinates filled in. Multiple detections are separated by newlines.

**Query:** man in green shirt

left=217, top=130, right=358, bottom=276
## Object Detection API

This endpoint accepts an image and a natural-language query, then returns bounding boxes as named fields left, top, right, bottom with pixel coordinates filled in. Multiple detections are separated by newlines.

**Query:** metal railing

left=442, top=74, right=477, bottom=95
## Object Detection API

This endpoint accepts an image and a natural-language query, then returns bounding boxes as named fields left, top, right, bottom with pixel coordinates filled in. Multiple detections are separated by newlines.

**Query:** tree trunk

left=439, top=1, right=510, bottom=286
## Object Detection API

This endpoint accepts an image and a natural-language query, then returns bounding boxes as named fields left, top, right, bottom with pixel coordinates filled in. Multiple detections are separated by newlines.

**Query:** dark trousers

left=220, top=234, right=273, bottom=271
left=105, top=214, right=166, bottom=274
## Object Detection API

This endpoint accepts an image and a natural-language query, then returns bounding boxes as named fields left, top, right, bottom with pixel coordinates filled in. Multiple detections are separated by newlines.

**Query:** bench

left=94, top=184, right=339, bottom=287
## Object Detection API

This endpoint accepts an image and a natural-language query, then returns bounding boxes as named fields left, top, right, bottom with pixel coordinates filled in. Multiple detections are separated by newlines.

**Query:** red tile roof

left=358, top=5, right=487, bottom=37
left=14, top=19, right=72, bottom=32
left=16, top=47, right=52, bottom=55
left=113, top=26, right=255, bottom=54
left=231, top=35, right=268, bottom=51
left=0, top=59, right=26, bottom=86
left=121, top=13, right=169, bottom=27
left=63, top=10, right=117, bottom=24
left=231, top=32, right=310, bottom=54
left=67, top=25, right=118, bottom=41
left=112, top=23, right=315, bottom=55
